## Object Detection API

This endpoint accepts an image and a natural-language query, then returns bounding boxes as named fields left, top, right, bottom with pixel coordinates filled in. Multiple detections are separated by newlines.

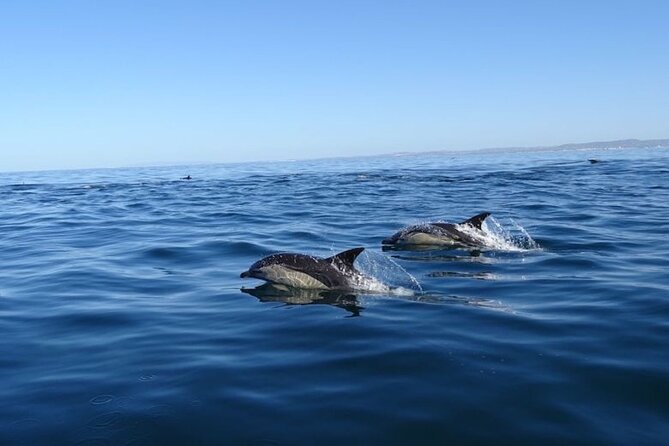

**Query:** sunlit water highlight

left=1, top=147, right=668, bottom=445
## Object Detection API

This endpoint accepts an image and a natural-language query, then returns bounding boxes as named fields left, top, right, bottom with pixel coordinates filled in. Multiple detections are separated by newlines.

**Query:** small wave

left=426, top=271, right=500, bottom=280
left=414, top=293, right=515, bottom=313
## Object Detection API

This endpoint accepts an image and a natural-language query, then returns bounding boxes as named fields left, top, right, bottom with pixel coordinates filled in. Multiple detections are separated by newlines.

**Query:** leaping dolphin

left=240, top=247, right=368, bottom=290
left=382, top=212, right=492, bottom=248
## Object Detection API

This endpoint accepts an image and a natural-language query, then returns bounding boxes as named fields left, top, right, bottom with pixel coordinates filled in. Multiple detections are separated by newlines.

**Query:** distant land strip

left=391, top=138, right=669, bottom=157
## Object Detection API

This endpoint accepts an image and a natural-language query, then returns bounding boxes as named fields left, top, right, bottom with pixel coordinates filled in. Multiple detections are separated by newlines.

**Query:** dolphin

left=240, top=247, right=368, bottom=290
left=382, top=212, right=492, bottom=248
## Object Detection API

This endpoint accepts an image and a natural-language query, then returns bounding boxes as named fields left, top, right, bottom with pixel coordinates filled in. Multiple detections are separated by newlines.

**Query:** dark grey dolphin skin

left=382, top=212, right=491, bottom=248
left=240, top=247, right=366, bottom=290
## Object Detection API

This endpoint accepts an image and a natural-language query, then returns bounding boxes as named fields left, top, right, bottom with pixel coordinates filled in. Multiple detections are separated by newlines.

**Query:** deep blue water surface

left=2, top=148, right=669, bottom=445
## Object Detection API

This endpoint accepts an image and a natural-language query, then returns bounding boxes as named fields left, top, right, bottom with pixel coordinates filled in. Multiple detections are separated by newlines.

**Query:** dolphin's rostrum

left=382, top=212, right=492, bottom=248
left=240, top=247, right=368, bottom=290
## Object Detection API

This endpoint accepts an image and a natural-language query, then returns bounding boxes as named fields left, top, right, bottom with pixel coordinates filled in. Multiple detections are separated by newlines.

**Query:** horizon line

left=2, top=137, right=668, bottom=175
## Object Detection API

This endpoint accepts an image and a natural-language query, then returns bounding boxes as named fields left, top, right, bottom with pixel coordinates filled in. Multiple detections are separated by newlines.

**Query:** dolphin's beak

left=240, top=270, right=251, bottom=278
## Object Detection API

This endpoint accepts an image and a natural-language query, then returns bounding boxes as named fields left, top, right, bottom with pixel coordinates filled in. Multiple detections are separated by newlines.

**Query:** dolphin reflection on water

left=241, top=283, right=362, bottom=315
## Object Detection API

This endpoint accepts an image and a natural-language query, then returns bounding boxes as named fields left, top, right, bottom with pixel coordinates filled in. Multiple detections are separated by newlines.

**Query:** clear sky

left=1, top=0, right=667, bottom=171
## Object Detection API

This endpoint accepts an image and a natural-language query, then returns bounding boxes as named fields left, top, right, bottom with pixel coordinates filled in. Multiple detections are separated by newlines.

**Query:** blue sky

left=1, top=0, right=667, bottom=171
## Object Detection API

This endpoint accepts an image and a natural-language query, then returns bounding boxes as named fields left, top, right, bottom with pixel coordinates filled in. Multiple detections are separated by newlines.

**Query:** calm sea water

left=1, top=147, right=668, bottom=445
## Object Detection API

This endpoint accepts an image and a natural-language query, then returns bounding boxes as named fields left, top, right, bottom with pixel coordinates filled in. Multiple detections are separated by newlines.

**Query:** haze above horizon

left=1, top=0, right=668, bottom=172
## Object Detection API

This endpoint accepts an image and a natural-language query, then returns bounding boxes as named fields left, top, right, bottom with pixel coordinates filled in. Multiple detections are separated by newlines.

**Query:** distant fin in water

left=460, top=212, right=491, bottom=230
left=326, top=247, right=365, bottom=268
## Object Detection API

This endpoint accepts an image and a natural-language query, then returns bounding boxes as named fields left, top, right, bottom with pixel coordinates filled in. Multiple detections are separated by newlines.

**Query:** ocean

left=1, top=147, right=668, bottom=445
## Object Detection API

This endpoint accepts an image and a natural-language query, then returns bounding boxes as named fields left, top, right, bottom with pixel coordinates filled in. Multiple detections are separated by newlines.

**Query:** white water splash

left=455, top=216, right=540, bottom=252
left=353, top=250, right=422, bottom=295
left=348, top=275, right=416, bottom=296
left=324, top=246, right=420, bottom=295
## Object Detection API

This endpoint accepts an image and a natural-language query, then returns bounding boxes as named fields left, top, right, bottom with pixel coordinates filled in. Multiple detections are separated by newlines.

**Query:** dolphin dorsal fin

left=327, top=247, right=365, bottom=267
left=460, top=212, right=491, bottom=229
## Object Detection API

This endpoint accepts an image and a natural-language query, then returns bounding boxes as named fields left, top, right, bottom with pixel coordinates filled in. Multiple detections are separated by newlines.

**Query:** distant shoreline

left=389, top=138, right=669, bottom=157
